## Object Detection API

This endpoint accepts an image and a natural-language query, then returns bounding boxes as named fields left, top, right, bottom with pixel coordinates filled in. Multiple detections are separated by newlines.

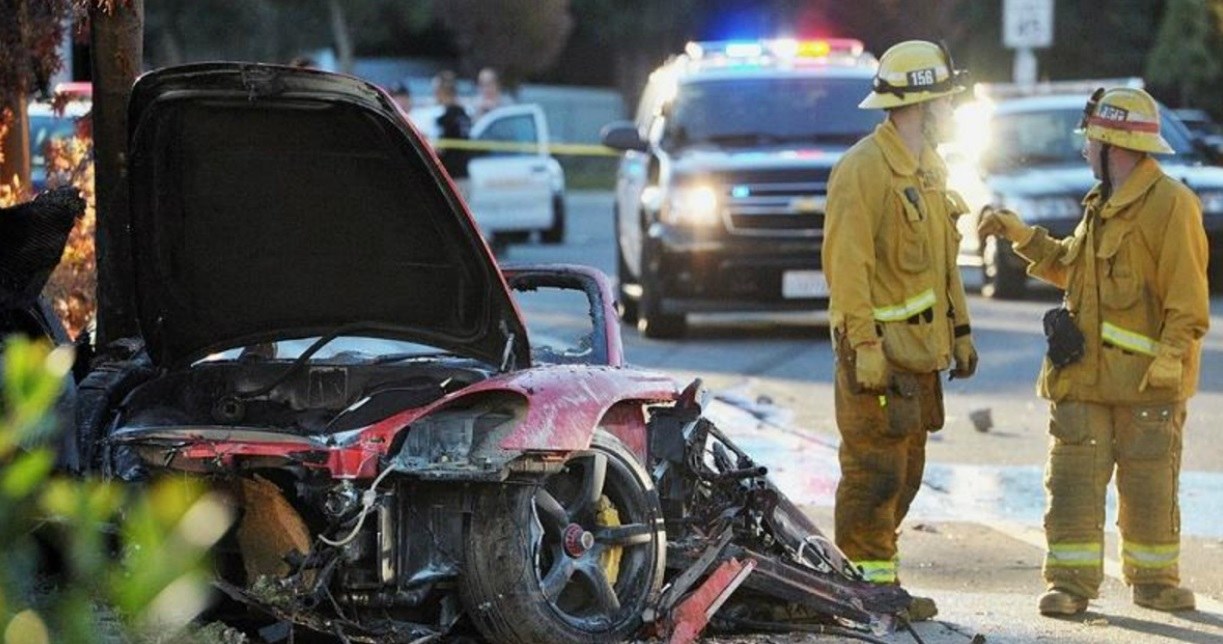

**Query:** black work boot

left=1133, top=584, right=1195, bottom=612
left=1038, top=588, right=1088, bottom=616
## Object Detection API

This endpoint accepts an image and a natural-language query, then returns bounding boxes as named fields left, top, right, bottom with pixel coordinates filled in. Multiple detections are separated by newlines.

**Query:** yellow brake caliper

left=595, top=495, right=622, bottom=584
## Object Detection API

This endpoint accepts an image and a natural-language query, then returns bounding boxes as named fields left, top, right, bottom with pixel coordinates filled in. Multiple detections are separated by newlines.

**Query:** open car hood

left=125, top=63, right=529, bottom=368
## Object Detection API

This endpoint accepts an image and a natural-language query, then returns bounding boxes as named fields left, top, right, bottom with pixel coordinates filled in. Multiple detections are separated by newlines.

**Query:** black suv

left=601, top=39, right=881, bottom=337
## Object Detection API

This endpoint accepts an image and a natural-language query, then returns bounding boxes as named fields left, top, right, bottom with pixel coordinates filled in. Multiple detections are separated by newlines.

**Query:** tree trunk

left=327, top=0, right=354, bottom=74
left=91, top=0, right=144, bottom=345
left=1, top=0, right=33, bottom=194
left=1, top=93, right=32, bottom=194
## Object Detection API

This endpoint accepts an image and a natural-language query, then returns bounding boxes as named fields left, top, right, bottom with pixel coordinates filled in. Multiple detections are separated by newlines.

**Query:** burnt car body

left=79, top=64, right=906, bottom=643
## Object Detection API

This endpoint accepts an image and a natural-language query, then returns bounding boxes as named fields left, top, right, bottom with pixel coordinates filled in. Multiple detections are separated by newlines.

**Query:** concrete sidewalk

left=801, top=506, right=1223, bottom=643
left=702, top=396, right=1223, bottom=643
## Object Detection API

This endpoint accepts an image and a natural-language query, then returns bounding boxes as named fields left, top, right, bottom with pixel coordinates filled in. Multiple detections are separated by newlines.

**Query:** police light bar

left=685, top=38, right=867, bottom=63
left=724, top=42, right=764, bottom=58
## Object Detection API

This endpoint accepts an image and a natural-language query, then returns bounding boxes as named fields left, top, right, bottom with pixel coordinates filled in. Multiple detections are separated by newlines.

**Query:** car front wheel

left=636, top=238, right=685, bottom=338
left=615, top=239, right=640, bottom=325
left=541, top=193, right=566, bottom=244
left=460, top=430, right=666, bottom=644
left=637, top=284, right=686, bottom=339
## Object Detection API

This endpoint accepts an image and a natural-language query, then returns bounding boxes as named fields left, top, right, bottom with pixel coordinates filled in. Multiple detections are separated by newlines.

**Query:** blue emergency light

left=686, top=38, right=867, bottom=63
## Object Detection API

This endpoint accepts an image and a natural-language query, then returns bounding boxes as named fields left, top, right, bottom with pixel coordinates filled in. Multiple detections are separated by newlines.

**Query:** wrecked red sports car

left=76, top=63, right=908, bottom=643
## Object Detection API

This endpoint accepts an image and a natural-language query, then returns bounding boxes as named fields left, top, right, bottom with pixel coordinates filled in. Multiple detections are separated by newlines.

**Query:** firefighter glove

left=854, top=340, right=888, bottom=393
left=1139, top=344, right=1183, bottom=392
left=951, top=335, right=978, bottom=379
left=978, top=207, right=1034, bottom=245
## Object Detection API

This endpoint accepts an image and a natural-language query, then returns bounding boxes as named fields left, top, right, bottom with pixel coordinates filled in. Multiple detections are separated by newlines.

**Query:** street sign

left=1003, top=0, right=1054, bottom=49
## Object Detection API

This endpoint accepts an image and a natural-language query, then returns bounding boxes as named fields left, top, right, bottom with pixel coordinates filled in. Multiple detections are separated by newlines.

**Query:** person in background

left=389, top=81, right=413, bottom=114
left=822, top=40, right=977, bottom=623
left=433, top=70, right=472, bottom=199
left=473, top=67, right=511, bottom=118
left=979, top=86, right=1208, bottom=617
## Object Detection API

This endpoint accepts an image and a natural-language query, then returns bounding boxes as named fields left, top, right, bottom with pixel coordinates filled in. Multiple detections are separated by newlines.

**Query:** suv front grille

left=718, top=174, right=830, bottom=237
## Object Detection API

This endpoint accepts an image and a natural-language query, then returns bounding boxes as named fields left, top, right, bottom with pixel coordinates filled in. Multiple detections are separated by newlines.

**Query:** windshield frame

left=982, top=103, right=1205, bottom=173
left=658, top=74, right=880, bottom=152
left=196, top=334, right=459, bottom=365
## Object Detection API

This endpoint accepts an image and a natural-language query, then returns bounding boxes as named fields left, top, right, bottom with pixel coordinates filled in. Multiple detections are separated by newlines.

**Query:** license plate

left=782, top=270, right=828, bottom=299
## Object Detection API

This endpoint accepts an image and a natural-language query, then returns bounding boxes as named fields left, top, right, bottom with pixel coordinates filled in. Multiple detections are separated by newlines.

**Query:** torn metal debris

left=645, top=380, right=911, bottom=642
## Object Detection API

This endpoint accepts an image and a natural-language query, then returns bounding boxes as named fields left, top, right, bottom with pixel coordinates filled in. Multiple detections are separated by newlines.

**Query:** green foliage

left=1147, top=0, right=1223, bottom=109
left=0, top=337, right=234, bottom=643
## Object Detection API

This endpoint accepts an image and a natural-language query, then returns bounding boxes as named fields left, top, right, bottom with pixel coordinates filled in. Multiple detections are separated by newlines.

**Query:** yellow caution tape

left=434, top=137, right=620, bottom=157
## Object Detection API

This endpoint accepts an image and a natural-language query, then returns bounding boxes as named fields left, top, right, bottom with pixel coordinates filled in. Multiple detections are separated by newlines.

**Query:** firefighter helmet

left=1078, top=87, right=1174, bottom=154
left=859, top=40, right=967, bottom=110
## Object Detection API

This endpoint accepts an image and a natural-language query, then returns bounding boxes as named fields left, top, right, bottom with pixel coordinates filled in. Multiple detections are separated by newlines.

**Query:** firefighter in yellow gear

left=823, top=40, right=977, bottom=622
left=980, top=87, right=1209, bottom=616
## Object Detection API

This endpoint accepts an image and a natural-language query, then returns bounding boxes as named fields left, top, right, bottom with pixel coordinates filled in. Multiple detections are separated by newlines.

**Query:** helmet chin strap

left=920, top=101, right=940, bottom=144
left=1099, top=143, right=1113, bottom=202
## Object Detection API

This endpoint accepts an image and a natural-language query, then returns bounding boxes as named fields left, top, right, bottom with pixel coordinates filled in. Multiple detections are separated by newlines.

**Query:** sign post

left=1003, top=0, right=1054, bottom=88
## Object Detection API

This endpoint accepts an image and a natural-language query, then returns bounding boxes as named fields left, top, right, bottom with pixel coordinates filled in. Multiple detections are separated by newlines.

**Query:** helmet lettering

left=907, top=68, right=937, bottom=87
left=1097, top=104, right=1129, bottom=122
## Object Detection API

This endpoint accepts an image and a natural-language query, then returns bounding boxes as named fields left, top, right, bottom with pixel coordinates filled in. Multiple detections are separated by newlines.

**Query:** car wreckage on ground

left=46, top=64, right=913, bottom=643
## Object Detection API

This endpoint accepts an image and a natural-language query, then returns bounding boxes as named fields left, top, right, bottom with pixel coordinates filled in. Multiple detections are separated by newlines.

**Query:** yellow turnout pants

left=1043, top=400, right=1185, bottom=598
left=833, top=358, right=943, bottom=584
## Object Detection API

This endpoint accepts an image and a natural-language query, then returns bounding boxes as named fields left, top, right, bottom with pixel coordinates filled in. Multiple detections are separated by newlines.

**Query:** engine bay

left=115, top=358, right=497, bottom=435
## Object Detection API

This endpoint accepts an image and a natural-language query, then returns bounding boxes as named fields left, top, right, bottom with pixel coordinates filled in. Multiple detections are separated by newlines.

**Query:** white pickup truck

left=411, top=104, right=567, bottom=245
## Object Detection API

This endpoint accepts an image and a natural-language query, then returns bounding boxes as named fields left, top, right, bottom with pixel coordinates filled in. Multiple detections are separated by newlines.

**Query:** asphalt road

left=502, top=191, right=1223, bottom=643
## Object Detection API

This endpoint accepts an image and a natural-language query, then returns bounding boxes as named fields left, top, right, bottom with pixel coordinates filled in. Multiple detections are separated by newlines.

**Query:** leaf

left=112, top=480, right=229, bottom=615
left=40, top=478, right=124, bottom=523
left=1, top=340, right=71, bottom=451
left=1, top=449, right=55, bottom=499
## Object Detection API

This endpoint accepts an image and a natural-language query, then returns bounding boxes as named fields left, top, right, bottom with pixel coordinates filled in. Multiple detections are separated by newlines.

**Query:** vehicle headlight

left=662, top=184, right=720, bottom=226
left=400, top=410, right=486, bottom=466
left=1005, top=195, right=1082, bottom=222
left=395, top=398, right=523, bottom=470
left=1197, top=190, right=1223, bottom=214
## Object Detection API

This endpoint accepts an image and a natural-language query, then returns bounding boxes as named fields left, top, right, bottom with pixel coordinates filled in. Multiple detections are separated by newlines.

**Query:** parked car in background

left=1173, top=108, right=1223, bottom=162
left=601, top=38, right=881, bottom=338
left=410, top=103, right=566, bottom=246
left=28, top=97, right=91, bottom=191
left=948, top=91, right=1223, bottom=297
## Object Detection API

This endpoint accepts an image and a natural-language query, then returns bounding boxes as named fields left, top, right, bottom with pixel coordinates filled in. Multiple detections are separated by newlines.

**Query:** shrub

left=0, top=338, right=233, bottom=643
